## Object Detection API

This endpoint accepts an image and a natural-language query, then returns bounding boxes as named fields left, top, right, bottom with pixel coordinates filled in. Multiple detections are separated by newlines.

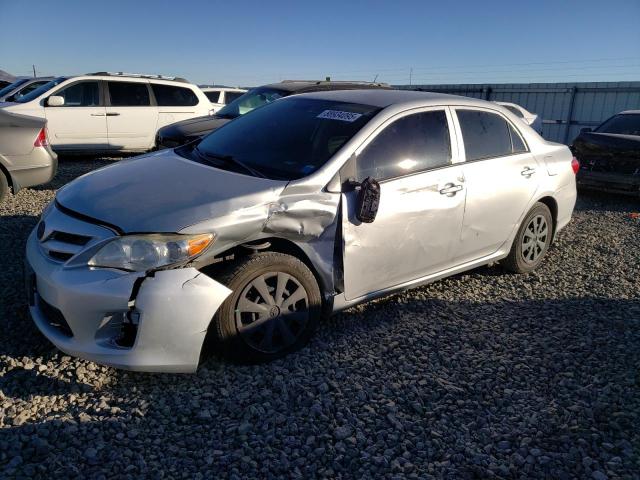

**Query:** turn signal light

left=187, top=234, right=214, bottom=256
left=34, top=128, right=48, bottom=147
left=571, top=157, right=580, bottom=175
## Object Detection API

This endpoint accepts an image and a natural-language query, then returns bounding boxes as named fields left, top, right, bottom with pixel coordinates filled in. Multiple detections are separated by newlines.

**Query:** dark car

left=572, top=110, right=640, bottom=196
left=155, top=80, right=390, bottom=149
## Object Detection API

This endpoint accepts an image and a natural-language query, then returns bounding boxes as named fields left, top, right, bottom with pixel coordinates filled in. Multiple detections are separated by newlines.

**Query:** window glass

left=55, top=81, right=100, bottom=107
left=151, top=84, right=199, bottom=106
left=0, top=79, right=28, bottom=98
left=224, top=91, right=244, bottom=104
left=216, top=87, right=287, bottom=119
left=184, top=98, right=380, bottom=180
left=596, top=114, right=640, bottom=135
left=509, top=123, right=527, bottom=153
left=357, top=110, right=451, bottom=181
left=457, top=110, right=513, bottom=161
left=9, top=81, right=49, bottom=101
left=108, top=81, right=150, bottom=106
left=15, top=77, right=68, bottom=103
left=204, top=91, right=221, bottom=103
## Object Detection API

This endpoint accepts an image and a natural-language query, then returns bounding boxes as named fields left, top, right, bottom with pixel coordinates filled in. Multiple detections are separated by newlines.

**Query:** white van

left=0, top=73, right=213, bottom=154
left=201, top=87, right=247, bottom=113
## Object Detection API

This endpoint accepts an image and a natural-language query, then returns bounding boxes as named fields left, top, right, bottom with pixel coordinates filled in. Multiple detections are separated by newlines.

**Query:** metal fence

left=394, top=82, right=640, bottom=144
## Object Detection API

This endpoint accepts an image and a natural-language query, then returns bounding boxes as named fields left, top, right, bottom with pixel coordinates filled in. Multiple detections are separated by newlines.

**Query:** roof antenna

left=373, top=74, right=379, bottom=82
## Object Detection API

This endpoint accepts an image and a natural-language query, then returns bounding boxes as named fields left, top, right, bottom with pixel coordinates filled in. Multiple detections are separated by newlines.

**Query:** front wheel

left=0, top=172, right=9, bottom=202
left=211, top=252, right=322, bottom=363
left=501, top=202, right=553, bottom=273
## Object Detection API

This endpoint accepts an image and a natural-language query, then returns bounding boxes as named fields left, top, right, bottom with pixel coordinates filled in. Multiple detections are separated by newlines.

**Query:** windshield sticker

left=317, top=110, right=363, bottom=122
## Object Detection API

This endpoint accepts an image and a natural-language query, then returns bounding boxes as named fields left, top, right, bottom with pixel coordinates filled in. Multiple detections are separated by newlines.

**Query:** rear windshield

left=215, top=86, right=288, bottom=119
left=596, top=114, right=640, bottom=136
left=180, top=97, right=380, bottom=180
left=0, top=78, right=29, bottom=98
left=14, top=77, right=68, bottom=103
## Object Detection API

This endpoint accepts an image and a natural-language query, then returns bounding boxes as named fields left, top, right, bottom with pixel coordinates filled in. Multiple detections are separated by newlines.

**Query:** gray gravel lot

left=1, top=158, right=639, bottom=479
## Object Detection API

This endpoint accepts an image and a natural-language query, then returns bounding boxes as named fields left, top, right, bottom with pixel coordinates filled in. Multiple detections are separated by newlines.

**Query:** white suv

left=0, top=73, right=213, bottom=153
left=201, top=87, right=247, bottom=113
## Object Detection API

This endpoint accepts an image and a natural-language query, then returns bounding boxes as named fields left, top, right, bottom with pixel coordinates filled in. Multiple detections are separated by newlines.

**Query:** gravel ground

left=1, top=158, right=639, bottom=479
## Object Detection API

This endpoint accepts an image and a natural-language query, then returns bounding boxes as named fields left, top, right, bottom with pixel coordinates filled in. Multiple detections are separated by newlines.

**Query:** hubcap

left=234, top=272, right=309, bottom=354
left=521, top=214, right=549, bottom=264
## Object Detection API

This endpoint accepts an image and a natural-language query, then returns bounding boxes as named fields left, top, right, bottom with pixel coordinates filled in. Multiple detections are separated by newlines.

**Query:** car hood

left=159, top=115, right=232, bottom=138
left=55, top=150, right=288, bottom=233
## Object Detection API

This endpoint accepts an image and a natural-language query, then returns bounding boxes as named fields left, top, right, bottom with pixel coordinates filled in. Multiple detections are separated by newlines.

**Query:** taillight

left=34, top=128, right=48, bottom=147
left=571, top=156, right=580, bottom=175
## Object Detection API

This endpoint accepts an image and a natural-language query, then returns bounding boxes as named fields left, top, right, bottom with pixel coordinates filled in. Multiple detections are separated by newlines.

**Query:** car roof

left=261, top=80, right=390, bottom=94
left=620, top=110, right=640, bottom=114
left=285, top=88, right=497, bottom=109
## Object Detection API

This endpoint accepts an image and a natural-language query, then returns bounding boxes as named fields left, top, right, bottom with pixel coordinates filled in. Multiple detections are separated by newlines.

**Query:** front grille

left=49, top=231, right=92, bottom=246
left=48, top=251, right=74, bottom=261
left=38, top=296, right=73, bottom=337
left=39, top=203, right=117, bottom=263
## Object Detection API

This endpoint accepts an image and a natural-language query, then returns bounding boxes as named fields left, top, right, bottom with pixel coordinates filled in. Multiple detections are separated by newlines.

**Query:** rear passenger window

left=358, top=110, right=451, bottom=181
left=108, top=82, right=150, bottom=106
left=151, top=84, right=199, bottom=106
left=224, top=91, right=244, bottom=104
left=204, top=91, right=221, bottom=103
left=509, top=123, right=528, bottom=153
left=54, top=81, right=100, bottom=107
left=457, top=110, right=513, bottom=161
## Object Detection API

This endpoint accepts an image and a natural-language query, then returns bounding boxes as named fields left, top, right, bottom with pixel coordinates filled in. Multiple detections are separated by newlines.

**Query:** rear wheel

left=211, top=252, right=322, bottom=363
left=0, top=172, right=9, bottom=202
left=501, top=202, right=553, bottom=273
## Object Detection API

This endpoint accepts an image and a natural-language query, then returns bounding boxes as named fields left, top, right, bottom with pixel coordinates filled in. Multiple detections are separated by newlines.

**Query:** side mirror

left=47, top=96, right=64, bottom=107
left=356, top=177, right=381, bottom=223
left=580, top=127, right=592, bottom=133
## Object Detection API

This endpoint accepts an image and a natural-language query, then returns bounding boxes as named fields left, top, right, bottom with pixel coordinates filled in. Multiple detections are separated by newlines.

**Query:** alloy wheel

left=521, top=214, right=549, bottom=264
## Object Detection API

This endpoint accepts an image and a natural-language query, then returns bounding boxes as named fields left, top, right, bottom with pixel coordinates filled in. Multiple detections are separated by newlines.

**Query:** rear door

left=342, top=107, right=466, bottom=300
left=452, top=107, right=540, bottom=263
left=105, top=80, right=157, bottom=150
left=151, top=83, right=203, bottom=129
left=44, top=80, right=108, bottom=151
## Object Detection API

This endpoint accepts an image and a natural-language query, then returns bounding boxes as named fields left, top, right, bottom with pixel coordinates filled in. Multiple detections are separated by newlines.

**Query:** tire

left=210, top=252, right=322, bottom=363
left=0, top=172, right=9, bottom=202
left=501, top=202, right=553, bottom=274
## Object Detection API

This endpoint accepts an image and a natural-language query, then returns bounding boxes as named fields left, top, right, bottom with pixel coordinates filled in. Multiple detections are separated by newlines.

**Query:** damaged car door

left=342, top=108, right=465, bottom=300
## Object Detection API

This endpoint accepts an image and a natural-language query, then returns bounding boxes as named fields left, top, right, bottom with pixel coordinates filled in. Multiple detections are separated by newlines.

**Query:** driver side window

left=357, top=110, right=451, bottom=182
left=53, top=81, right=100, bottom=107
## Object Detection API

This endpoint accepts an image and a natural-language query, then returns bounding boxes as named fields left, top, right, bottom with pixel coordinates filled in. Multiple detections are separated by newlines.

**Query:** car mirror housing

left=47, top=96, right=65, bottom=107
left=356, top=177, right=381, bottom=223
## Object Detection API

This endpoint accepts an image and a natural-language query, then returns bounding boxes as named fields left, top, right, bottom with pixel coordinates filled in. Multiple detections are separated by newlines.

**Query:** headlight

left=88, top=233, right=214, bottom=271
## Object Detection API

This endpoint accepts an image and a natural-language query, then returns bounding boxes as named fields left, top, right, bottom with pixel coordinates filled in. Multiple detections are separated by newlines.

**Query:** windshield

left=179, top=97, right=381, bottom=180
left=596, top=114, right=640, bottom=136
left=0, top=78, right=29, bottom=98
left=215, top=86, right=288, bottom=119
left=14, top=76, right=68, bottom=103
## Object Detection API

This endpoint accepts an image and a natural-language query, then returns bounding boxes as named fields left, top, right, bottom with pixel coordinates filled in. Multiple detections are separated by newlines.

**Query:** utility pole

left=32, top=65, right=37, bottom=77
left=409, top=67, right=413, bottom=86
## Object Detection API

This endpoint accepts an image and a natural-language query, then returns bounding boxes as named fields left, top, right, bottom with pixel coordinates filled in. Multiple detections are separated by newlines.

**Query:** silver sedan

left=26, top=90, right=577, bottom=372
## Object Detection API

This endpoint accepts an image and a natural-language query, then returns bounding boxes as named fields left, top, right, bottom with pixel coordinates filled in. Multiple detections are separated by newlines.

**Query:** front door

left=342, top=108, right=466, bottom=300
left=44, top=80, right=108, bottom=151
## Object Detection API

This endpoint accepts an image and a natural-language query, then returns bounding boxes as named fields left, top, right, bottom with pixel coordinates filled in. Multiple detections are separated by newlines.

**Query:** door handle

left=521, top=167, right=536, bottom=176
left=106, top=112, right=120, bottom=116
left=439, top=183, right=463, bottom=196
left=90, top=113, right=105, bottom=117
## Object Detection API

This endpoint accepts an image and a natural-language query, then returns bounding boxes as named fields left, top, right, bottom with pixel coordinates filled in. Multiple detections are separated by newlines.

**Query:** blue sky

left=2, top=0, right=639, bottom=86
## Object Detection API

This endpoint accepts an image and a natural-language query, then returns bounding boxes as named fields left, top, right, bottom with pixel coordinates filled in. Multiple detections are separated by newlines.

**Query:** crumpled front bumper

left=25, top=230, right=232, bottom=373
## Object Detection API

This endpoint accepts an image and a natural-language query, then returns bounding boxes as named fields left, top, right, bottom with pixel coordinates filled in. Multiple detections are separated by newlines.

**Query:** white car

left=495, top=102, right=543, bottom=135
left=201, top=87, right=247, bottom=113
left=0, top=73, right=213, bottom=154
